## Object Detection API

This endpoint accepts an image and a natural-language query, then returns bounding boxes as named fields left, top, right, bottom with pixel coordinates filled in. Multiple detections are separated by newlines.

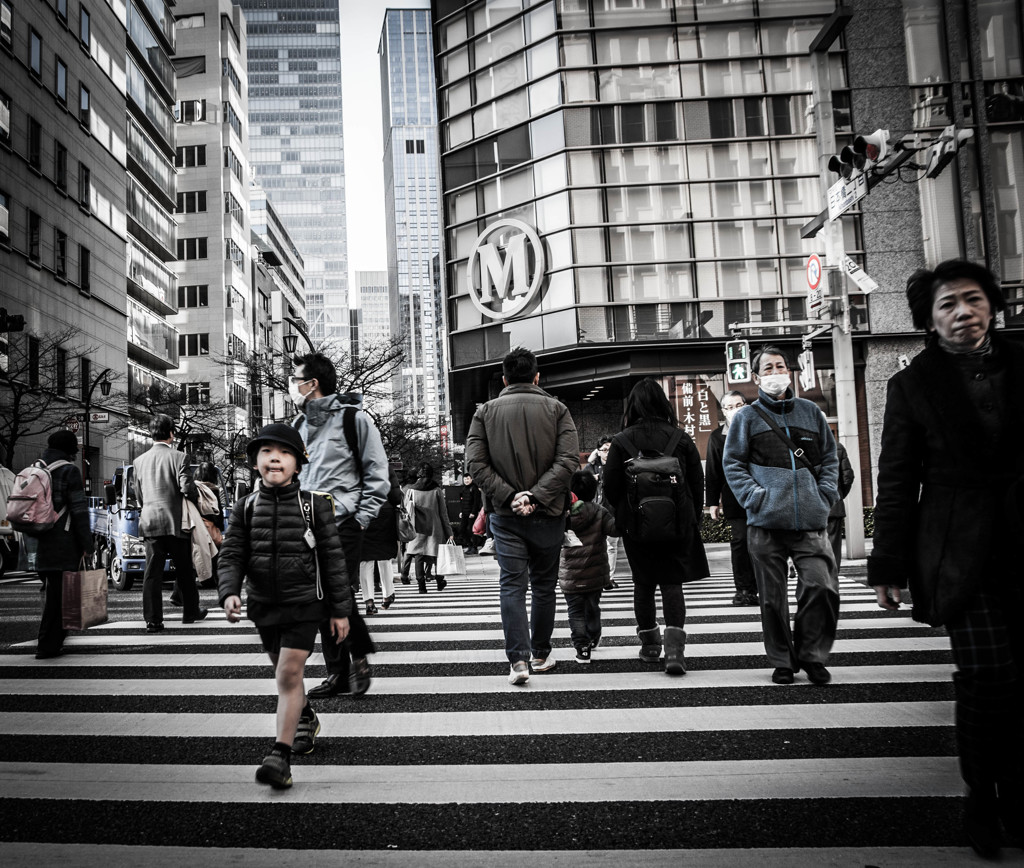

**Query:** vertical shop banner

left=666, top=377, right=719, bottom=459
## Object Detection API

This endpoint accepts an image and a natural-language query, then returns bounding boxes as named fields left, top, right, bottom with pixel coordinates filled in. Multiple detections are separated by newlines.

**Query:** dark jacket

left=704, top=426, right=744, bottom=520
left=34, top=448, right=94, bottom=572
left=603, top=420, right=709, bottom=582
left=723, top=390, right=839, bottom=531
left=828, top=442, right=856, bottom=520
left=361, top=469, right=402, bottom=562
left=558, top=499, right=618, bottom=593
left=458, top=482, right=482, bottom=524
left=868, top=336, right=1024, bottom=627
left=465, top=383, right=580, bottom=517
left=217, top=480, right=352, bottom=619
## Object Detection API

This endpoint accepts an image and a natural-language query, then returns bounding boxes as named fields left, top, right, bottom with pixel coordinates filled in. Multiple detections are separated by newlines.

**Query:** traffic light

left=853, top=129, right=890, bottom=172
left=0, top=308, right=26, bottom=332
left=827, top=144, right=860, bottom=181
left=725, top=340, right=751, bottom=384
left=924, top=124, right=974, bottom=179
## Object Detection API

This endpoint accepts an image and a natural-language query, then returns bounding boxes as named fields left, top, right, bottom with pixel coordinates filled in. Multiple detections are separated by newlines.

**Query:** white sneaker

left=508, top=661, right=530, bottom=685
left=479, top=538, right=496, bottom=556
left=530, top=655, right=556, bottom=672
left=563, top=530, right=583, bottom=547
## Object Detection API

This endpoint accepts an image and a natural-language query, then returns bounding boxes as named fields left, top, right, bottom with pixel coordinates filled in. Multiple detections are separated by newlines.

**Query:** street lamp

left=83, top=368, right=112, bottom=492
left=283, top=316, right=315, bottom=356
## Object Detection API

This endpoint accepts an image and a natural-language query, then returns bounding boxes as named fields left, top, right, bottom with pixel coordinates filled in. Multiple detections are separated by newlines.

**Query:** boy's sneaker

left=508, top=661, right=530, bottom=685
left=292, top=708, right=321, bottom=755
left=479, top=538, right=496, bottom=556
left=530, top=654, right=556, bottom=672
left=590, top=636, right=602, bottom=649
left=574, top=645, right=591, bottom=664
left=563, top=530, right=583, bottom=547
left=255, top=752, right=292, bottom=789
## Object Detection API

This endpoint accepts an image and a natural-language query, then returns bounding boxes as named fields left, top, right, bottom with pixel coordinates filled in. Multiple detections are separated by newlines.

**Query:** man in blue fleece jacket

left=723, top=345, right=840, bottom=686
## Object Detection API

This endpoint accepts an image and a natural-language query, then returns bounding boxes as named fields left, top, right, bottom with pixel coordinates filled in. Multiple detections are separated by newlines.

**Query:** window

left=79, top=6, right=90, bottom=49
left=29, top=337, right=40, bottom=387
left=222, top=59, right=240, bottom=94
left=225, top=238, right=244, bottom=269
left=181, top=381, right=210, bottom=405
left=223, top=146, right=243, bottom=181
left=56, top=0, right=67, bottom=23
left=79, top=84, right=90, bottom=128
left=55, top=347, right=67, bottom=395
left=175, top=99, right=206, bottom=122
left=28, top=117, right=40, bottom=169
left=29, top=30, right=41, bottom=76
left=1, top=0, right=12, bottom=48
left=226, top=334, right=247, bottom=357
left=176, top=190, right=207, bottom=213
left=224, top=192, right=243, bottom=225
left=175, top=13, right=205, bottom=28
left=176, top=236, right=208, bottom=259
left=174, top=144, right=206, bottom=167
left=27, top=209, right=40, bottom=261
left=229, top=382, right=248, bottom=409
left=0, top=89, right=10, bottom=144
left=55, top=58, right=67, bottom=103
left=0, top=189, right=9, bottom=241
left=78, top=162, right=90, bottom=208
left=80, top=357, right=90, bottom=399
left=177, top=333, right=210, bottom=356
left=177, top=284, right=209, bottom=308
left=54, top=228, right=66, bottom=277
left=79, top=245, right=90, bottom=291
left=55, top=141, right=67, bottom=191
left=223, top=101, right=241, bottom=136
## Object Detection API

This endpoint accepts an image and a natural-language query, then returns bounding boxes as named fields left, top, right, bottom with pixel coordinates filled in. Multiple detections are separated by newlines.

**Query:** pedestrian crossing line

left=0, top=659, right=954, bottom=696
left=0, top=700, right=953, bottom=739
left=2, top=844, right=1011, bottom=868
left=0, top=756, right=964, bottom=803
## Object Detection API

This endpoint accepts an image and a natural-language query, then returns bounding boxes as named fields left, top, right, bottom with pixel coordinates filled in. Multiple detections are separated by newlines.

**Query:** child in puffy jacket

left=559, top=469, right=618, bottom=664
left=218, top=424, right=352, bottom=789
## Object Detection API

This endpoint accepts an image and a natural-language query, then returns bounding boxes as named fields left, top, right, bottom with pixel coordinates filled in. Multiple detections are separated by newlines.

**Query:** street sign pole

left=810, top=26, right=865, bottom=559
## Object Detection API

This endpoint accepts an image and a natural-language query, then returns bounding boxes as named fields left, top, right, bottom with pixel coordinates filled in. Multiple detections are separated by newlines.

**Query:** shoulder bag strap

left=751, top=404, right=819, bottom=479
left=298, top=491, right=323, bottom=601
left=342, top=406, right=363, bottom=483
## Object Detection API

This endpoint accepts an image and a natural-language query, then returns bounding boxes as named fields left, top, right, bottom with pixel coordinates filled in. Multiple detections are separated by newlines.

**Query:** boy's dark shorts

left=257, top=620, right=321, bottom=655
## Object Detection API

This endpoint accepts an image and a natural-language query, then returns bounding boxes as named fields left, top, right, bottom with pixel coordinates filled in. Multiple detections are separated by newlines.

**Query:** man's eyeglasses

left=288, top=376, right=311, bottom=385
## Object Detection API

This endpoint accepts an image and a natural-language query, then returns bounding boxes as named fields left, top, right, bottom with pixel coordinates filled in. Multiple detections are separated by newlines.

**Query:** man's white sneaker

left=479, top=538, right=496, bottom=556
left=530, top=655, right=556, bottom=672
left=563, top=530, right=583, bottom=547
left=508, top=661, right=530, bottom=685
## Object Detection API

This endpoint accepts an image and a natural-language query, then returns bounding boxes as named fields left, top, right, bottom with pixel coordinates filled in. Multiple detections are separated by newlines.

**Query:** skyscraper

left=239, top=0, right=348, bottom=346
left=379, top=7, right=444, bottom=427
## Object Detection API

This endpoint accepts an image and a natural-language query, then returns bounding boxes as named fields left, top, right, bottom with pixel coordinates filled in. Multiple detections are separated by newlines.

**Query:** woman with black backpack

left=603, top=378, right=708, bottom=674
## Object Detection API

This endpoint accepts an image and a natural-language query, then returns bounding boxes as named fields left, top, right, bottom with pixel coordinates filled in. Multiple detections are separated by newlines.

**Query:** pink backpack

left=5, top=459, right=71, bottom=536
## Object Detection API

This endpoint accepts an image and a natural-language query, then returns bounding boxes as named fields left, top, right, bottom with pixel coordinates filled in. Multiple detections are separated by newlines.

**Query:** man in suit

left=134, top=414, right=207, bottom=632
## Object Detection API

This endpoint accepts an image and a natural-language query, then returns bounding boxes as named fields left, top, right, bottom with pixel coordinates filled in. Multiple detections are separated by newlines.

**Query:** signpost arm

left=810, top=20, right=865, bottom=559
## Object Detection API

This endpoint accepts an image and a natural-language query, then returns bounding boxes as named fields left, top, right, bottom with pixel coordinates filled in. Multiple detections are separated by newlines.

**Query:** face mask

left=758, top=373, right=790, bottom=397
left=289, top=379, right=311, bottom=408
left=722, top=407, right=741, bottom=425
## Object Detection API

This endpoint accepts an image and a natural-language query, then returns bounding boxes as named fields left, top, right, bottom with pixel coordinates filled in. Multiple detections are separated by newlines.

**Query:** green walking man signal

left=725, top=340, right=751, bottom=384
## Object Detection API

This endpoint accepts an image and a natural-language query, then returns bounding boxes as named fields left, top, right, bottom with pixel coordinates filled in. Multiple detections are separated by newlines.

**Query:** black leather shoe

left=381, top=593, right=395, bottom=610
left=146, top=622, right=164, bottom=634
left=182, top=608, right=209, bottom=624
left=349, top=657, right=371, bottom=696
left=772, top=667, right=794, bottom=684
left=307, top=674, right=348, bottom=698
left=35, top=648, right=64, bottom=659
left=966, top=788, right=1002, bottom=858
left=801, top=661, right=832, bottom=685
left=436, top=577, right=448, bottom=592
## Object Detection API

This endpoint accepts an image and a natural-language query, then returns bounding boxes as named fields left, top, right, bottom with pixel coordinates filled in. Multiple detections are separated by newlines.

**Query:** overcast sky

left=341, top=0, right=431, bottom=302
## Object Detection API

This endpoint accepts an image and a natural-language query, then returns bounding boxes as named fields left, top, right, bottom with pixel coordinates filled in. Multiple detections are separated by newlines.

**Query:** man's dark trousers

left=318, top=516, right=376, bottom=681
left=142, top=535, right=199, bottom=624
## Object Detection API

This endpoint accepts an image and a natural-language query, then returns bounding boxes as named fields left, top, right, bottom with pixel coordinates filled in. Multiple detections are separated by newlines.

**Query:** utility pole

left=808, top=7, right=865, bottom=558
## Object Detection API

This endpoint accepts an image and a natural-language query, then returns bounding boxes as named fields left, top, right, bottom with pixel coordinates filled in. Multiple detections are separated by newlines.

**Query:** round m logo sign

left=467, top=218, right=546, bottom=321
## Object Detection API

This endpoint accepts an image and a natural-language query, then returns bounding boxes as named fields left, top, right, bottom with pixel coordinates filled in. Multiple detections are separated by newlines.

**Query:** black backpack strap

left=751, top=404, right=819, bottom=478
left=663, top=428, right=684, bottom=458
left=613, top=431, right=640, bottom=459
left=342, top=406, right=364, bottom=483
left=243, top=491, right=259, bottom=530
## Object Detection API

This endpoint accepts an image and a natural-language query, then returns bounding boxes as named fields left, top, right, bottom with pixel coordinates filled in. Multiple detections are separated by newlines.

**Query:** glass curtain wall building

left=380, top=7, right=445, bottom=428
left=239, top=0, right=348, bottom=345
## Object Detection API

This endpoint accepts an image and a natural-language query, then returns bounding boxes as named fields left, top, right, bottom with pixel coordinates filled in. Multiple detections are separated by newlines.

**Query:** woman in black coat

left=359, top=468, right=402, bottom=614
left=33, top=430, right=95, bottom=659
left=603, top=378, right=708, bottom=675
left=869, top=260, right=1024, bottom=858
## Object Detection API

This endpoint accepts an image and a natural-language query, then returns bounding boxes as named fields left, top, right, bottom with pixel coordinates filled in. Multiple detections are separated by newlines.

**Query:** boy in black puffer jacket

left=558, top=470, right=618, bottom=664
left=218, top=424, right=352, bottom=789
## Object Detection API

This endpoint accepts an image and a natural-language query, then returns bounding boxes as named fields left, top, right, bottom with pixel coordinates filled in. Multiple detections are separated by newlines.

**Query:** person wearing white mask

left=704, top=391, right=758, bottom=606
left=722, top=346, right=840, bottom=686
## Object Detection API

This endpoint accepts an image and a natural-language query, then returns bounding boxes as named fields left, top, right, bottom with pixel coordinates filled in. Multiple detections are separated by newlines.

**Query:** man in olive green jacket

left=466, top=347, right=579, bottom=685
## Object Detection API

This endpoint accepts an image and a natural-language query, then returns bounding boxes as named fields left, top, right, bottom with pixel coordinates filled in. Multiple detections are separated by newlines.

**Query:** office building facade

left=433, top=0, right=1023, bottom=497
left=380, top=7, right=446, bottom=427
left=239, top=0, right=348, bottom=346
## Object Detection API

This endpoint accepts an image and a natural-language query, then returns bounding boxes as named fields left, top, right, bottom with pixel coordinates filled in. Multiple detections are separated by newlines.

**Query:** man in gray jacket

left=466, top=347, right=580, bottom=685
left=133, top=414, right=206, bottom=632
left=289, top=352, right=390, bottom=698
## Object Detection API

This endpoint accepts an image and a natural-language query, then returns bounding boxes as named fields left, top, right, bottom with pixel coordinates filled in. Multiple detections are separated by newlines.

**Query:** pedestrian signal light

left=727, top=361, right=751, bottom=384
left=725, top=340, right=751, bottom=383
left=725, top=339, right=749, bottom=362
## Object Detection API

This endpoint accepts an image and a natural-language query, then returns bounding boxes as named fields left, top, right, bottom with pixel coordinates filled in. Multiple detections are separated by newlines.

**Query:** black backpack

left=614, top=428, right=691, bottom=543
